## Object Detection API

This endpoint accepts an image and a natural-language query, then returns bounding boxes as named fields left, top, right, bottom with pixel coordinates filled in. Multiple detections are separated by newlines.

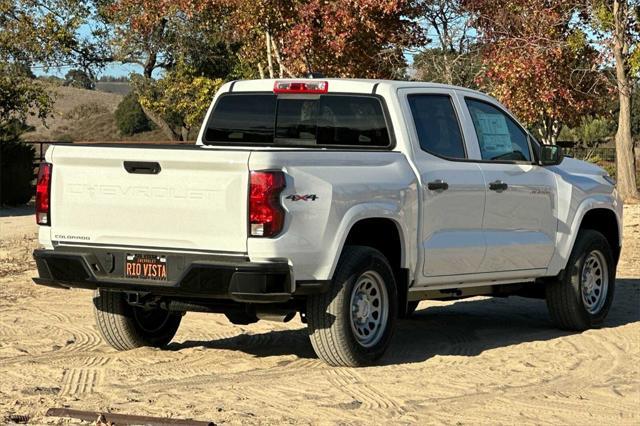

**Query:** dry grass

left=22, top=85, right=170, bottom=143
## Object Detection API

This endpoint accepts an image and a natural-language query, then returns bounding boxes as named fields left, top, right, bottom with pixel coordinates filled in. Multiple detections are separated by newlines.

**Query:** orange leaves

left=465, top=0, right=605, bottom=134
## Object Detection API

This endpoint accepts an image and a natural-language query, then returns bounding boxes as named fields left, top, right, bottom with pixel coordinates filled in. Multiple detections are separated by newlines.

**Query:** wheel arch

left=332, top=215, right=411, bottom=316
left=577, top=208, right=621, bottom=264
left=547, top=194, right=622, bottom=277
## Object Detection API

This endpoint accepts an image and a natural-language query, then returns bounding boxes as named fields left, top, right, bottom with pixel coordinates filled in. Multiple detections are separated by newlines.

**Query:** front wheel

left=306, top=246, right=397, bottom=367
left=546, top=230, right=616, bottom=331
left=93, top=290, right=182, bottom=351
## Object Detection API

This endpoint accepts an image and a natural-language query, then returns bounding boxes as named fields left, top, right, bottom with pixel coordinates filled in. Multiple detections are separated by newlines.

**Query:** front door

left=463, top=97, right=557, bottom=275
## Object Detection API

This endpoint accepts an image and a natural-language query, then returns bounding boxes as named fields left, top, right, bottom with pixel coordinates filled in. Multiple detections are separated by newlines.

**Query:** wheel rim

left=132, top=307, right=172, bottom=333
left=349, top=270, right=389, bottom=348
left=580, top=250, right=609, bottom=315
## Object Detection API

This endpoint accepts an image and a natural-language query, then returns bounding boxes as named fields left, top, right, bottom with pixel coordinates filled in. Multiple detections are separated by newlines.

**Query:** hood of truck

left=557, top=156, right=608, bottom=177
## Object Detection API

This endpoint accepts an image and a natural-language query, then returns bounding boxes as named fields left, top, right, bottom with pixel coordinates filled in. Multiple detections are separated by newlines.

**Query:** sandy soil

left=0, top=205, right=638, bottom=425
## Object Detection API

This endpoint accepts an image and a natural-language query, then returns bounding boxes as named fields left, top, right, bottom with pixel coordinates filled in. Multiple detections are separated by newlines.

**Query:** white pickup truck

left=33, top=79, right=622, bottom=367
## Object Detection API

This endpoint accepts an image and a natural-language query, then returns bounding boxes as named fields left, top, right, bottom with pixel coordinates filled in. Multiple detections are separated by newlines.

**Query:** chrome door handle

left=489, top=180, right=508, bottom=191
left=427, top=180, right=449, bottom=191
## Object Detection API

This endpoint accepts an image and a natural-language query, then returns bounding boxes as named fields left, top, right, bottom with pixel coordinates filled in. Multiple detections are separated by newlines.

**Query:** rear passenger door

left=461, top=96, right=557, bottom=275
left=399, top=89, right=487, bottom=284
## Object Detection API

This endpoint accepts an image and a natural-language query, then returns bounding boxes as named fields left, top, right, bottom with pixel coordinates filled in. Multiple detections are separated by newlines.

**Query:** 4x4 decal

left=286, top=194, right=318, bottom=201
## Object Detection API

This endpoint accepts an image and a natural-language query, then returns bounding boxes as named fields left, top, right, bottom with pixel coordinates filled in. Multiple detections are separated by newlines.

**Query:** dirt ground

left=0, top=205, right=638, bottom=425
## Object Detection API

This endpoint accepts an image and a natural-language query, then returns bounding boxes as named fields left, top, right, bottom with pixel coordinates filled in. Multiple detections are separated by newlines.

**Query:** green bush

left=114, top=93, right=153, bottom=136
left=0, top=140, right=35, bottom=206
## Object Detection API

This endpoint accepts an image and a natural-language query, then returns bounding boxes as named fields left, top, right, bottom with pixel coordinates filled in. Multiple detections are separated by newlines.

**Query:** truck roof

left=225, top=78, right=486, bottom=97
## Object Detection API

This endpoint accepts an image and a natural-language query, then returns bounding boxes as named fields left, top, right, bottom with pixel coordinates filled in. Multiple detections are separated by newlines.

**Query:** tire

left=93, top=290, right=182, bottom=351
left=546, top=230, right=616, bottom=331
left=306, top=246, right=398, bottom=367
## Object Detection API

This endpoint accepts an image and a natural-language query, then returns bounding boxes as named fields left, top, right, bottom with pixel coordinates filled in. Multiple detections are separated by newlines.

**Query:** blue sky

left=33, top=62, right=141, bottom=78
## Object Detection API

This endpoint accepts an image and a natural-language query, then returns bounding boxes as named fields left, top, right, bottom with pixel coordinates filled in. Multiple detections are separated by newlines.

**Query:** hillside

left=22, top=85, right=168, bottom=143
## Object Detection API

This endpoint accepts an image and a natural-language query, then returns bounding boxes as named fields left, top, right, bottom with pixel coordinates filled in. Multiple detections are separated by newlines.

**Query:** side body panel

left=476, top=162, right=557, bottom=273
left=394, top=87, right=487, bottom=281
left=247, top=151, right=418, bottom=281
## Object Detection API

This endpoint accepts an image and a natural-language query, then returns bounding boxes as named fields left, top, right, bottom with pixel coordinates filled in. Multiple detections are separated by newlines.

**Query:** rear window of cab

left=203, top=93, right=391, bottom=149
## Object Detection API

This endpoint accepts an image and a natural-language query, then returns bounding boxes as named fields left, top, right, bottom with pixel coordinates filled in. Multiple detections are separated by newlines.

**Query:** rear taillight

left=249, top=171, right=286, bottom=237
left=273, top=80, right=328, bottom=94
left=36, top=162, right=52, bottom=225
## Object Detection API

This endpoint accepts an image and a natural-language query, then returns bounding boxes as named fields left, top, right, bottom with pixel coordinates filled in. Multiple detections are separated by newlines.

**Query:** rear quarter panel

left=247, top=151, right=418, bottom=282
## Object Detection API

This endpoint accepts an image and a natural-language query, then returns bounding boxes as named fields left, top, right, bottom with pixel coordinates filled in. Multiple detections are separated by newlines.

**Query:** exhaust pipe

left=255, top=309, right=296, bottom=323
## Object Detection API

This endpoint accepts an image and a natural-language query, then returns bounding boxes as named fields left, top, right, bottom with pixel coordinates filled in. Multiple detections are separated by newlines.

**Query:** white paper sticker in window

left=476, top=112, right=512, bottom=158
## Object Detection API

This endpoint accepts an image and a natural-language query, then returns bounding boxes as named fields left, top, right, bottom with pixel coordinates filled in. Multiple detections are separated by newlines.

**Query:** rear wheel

left=306, top=246, right=397, bottom=367
left=546, top=230, right=616, bottom=331
left=93, top=290, right=182, bottom=351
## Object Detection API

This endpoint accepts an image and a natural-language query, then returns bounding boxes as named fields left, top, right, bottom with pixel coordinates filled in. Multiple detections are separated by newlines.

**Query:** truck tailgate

left=50, top=145, right=249, bottom=253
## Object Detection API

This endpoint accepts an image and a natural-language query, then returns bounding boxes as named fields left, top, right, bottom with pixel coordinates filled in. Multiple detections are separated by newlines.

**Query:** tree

left=413, top=0, right=481, bottom=87
left=0, top=63, right=52, bottom=135
left=632, top=84, right=639, bottom=140
left=584, top=0, right=639, bottom=199
left=1, top=0, right=115, bottom=132
left=1, top=0, right=112, bottom=77
left=280, top=1, right=421, bottom=78
left=463, top=0, right=607, bottom=144
left=0, top=63, right=51, bottom=207
left=206, top=0, right=422, bottom=79
left=64, top=69, right=95, bottom=90
left=101, top=0, right=238, bottom=79
left=101, top=0, right=239, bottom=139
left=100, top=0, right=179, bottom=78
left=132, top=61, right=223, bottom=141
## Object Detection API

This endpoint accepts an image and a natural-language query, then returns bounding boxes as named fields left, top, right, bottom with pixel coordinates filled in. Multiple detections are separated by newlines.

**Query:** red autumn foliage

left=105, top=0, right=422, bottom=79
left=462, top=0, right=608, bottom=142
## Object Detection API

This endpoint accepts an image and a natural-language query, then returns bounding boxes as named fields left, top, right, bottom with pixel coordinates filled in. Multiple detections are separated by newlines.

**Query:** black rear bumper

left=33, top=247, right=325, bottom=303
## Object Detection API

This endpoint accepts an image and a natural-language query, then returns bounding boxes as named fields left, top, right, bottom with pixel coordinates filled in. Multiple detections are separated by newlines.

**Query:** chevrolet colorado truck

left=33, top=79, right=623, bottom=367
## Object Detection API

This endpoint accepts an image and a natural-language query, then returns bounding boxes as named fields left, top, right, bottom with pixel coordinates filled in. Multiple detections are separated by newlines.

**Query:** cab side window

left=408, top=94, right=466, bottom=159
left=465, top=98, right=531, bottom=162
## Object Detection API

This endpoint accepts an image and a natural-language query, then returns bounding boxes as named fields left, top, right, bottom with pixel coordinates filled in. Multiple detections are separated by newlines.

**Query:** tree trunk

left=537, top=115, right=561, bottom=145
left=271, top=38, right=294, bottom=78
left=143, top=52, right=157, bottom=79
left=615, top=87, right=638, bottom=199
left=180, top=126, right=189, bottom=142
left=612, top=0, right=639, bottom=200
left=142, top=19, right=167, bottom=79
left=140, top=105, right=180, bottom=141
left=265, top=32, right=274, bottom=79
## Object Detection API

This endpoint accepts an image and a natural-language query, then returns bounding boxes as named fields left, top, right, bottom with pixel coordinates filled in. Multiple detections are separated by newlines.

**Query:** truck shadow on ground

left=170, top=278, right=640, bottom=365
left=0, top=205, right=34, bottom=218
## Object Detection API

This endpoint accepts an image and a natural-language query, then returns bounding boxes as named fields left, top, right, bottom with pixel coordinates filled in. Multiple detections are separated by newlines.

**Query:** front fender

left=546, top=194, right=622, bottom=276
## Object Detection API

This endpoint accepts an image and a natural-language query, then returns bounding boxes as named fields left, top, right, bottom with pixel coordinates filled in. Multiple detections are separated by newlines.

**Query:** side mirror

left=539, top=145, right=563, bottom=166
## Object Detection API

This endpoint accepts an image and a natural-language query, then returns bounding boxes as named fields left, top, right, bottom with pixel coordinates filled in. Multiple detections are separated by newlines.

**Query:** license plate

left=125, top=254, right=168, bottom=281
